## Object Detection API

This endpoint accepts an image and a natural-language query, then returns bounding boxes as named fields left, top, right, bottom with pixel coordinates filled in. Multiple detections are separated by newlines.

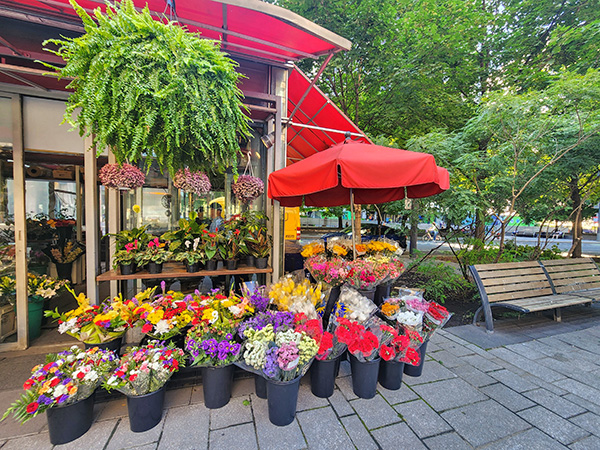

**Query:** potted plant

left=219, top=221, right=244, bottom=270
left=43, top=0, right=250, bottom=176
left=104, top=341, right=185, bottom=432
left=162, top=214, right=207, bottom=272
left=98, top=163, right=145, bottom=190
left=201, top=229, right=220, bottom=271
left=232, top=175, right=264, bottom=204
left=2, top=346, right=117, bottom=444
left=136, top=237, right=170, bottom=274
left=247, top=228, right=272, bottom=269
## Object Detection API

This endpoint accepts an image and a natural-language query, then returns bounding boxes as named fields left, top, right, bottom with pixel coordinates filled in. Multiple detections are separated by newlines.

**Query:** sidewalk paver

left=518, top=406, right=589, bottom=445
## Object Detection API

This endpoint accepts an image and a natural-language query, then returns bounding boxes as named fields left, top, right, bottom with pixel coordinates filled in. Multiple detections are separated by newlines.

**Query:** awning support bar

left=287, top=55, right=334, bottom=122
left=287, top=121, right=365, bottom=138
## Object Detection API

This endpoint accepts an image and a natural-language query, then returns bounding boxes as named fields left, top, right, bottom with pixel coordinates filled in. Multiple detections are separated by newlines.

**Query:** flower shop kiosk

left=0, top=0, right=368, bottom=350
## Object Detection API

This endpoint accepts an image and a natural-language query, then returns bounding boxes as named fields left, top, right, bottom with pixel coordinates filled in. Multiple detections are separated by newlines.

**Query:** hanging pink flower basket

left=232, top=175, right=264, bottom=203
left=172, top=168, right=211, bottom=195
left=98, top=163, right=145, bottom=190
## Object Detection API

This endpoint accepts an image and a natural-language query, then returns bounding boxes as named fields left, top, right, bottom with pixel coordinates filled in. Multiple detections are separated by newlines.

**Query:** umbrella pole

left=351, top=189, right=356, bottom=260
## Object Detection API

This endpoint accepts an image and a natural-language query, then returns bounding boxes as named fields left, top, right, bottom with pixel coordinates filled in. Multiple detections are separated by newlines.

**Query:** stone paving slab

left=158, top=404, right=209, bottom=450
left=480, top=428, right=568, bottom=450
left=251, top=394, right=306, bottom=450
left=296, top=406, right=354, bottom=449
left=517, top=406, right=589, bottom=445
left=340, top=414, right=378, bottom=450
left=370, top=422, right=427, bottom=450
left=422, top=432, right=473, bottom=450
left=395, top=399, right=452, bottom=438
left=522, top=388, right=586, bottom=419
left=479, top=383, right=536, bottom=412
left=209, top=395, right=252, bottom=430
left=349, top=393, right=401, bottom=430
left=411, top=378, right=488, bottom=412
left=569, top=434, right=600, bottom=450
left=209, top=422, right=258, bottom=450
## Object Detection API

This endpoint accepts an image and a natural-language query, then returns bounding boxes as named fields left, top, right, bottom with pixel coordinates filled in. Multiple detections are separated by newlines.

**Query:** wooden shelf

left=96, top=262, right=272, bottom=282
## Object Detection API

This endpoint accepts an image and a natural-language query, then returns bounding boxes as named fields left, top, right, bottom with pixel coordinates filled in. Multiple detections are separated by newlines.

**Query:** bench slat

left=505, top=296, right=591, bottom=312
left=488, top=288, right=554, bottom=302
left=473, top=261, right=540, bottom=271
left=544, top=263, right=598, bottom=273
left=555, top=281, right=600, bottom=294
left=541, top=258, right=593, bottom=266
left=552, top=275, right=600, bottom=286
left=477, top=267, right=546, bottom=279
left=546, top=269, right=600, bottom=280
left=481, top=273, right=550, bottom=287
left=485, top=280, right=552, bottom=295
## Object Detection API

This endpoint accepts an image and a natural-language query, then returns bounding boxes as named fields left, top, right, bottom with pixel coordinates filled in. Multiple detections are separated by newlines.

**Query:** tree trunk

left=569, top=177, right=583, bottom=258
left=338, top=215, right=343, bottom=229
left=474, top=210, right=486, bottom=245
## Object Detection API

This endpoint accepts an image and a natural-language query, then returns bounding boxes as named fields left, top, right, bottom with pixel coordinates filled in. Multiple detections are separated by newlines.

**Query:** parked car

left=321, top=224, right=407, bottom=249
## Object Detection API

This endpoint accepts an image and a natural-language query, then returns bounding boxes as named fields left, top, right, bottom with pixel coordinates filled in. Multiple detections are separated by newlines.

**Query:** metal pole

left=351, top=189, right=356, bottom=260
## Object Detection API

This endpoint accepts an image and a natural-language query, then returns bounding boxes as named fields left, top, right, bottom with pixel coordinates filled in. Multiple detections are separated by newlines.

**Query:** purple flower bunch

left=98, top=163, right=145, bottom=190
left=232, top=175, right=264, bottom=203
left=263, top=347, right=278, bottom=378
left=173, top=168, right=211, bottom=196
left=185, top=329, right=241, bottom=367
left=249, top=291, right=270, bottom=312
left=237, top=310, right=295, bottom=338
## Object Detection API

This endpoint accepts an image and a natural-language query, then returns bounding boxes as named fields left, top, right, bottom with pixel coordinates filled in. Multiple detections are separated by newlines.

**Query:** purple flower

left=37, top=395, right=53, bottom=405
left=263, top=347, right=278, bottom=378
left=99, top=163, right=145, bottom=190
left=249, top=291, right=269, bottom=312
left=173, top=169, right=211, bottom=196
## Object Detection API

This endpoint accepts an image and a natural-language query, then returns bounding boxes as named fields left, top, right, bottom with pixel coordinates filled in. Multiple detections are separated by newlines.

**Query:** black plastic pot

left=310, top=357, right=339, bottom=398
left=186, top=262, right=201, bottom=273
left=120, top=263, right=135, bottom=275
left=378, top=359, right=405, bottom=390
left=266, top=376, right=301, bottom=426
left=55, top=262, right=73, bottom=282
left=246, top=255, right=256, bottom=267
left=322, top=285, right=341, bottom=328
left=255, top=375, right=267, bottom=399
left=47, top=393, right=95, bottom=445
left=403, top=340, right=428, bottom=377
left=84, top=335, right=123, bottom=356
left=225, top=259, right=238, bottom=270
left=349, top=354, right=381, bottom=399
left=255, top=257, right=268, bottom=269
left=374, top=283, right=392, bottom=306
left=201, top=365, right=234, bottom=409
left=357, top=288, right=376, bottom=302
left=147, top=262, right=163, bottom=274
left=205, top=259, right=217, bottom=271
left=126, top=386, right=166, bottom=432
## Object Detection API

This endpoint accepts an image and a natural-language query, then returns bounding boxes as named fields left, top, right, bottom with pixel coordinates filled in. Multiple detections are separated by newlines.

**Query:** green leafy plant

left=247, top=229, right=272, bottom=258
left=136, top=237, right=171, bottom=265
left=42, top=0, right=250, bottom=175
left=108, top=225, right=150, bottom=252
left=404, top=260, right=475, bottom=304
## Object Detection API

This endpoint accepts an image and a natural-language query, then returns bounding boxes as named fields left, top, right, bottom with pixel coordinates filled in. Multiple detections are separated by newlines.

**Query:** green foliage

left=43, top=0, right=250, bottom=175
left=457, top=239, right=562, bottom=267
left=404, top=259, right=475, bottom=304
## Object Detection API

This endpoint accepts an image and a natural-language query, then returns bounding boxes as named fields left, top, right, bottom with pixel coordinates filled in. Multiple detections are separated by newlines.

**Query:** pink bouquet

left=345, top=259, right=380, bottom=290
left=99, top=163, right=145, bottom=190
left=232, top=175, right=264, bottom=203
left=304, top=255, right=348, bottom=287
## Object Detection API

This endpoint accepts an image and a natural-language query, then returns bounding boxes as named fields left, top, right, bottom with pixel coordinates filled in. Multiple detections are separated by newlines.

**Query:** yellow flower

left=132, top=204, right=141, bottom=214
left=202, top=308, right=215, bottom=321
left=332, top=244, right=347, bottom=256
left=147, top=309, right=164, bottom=324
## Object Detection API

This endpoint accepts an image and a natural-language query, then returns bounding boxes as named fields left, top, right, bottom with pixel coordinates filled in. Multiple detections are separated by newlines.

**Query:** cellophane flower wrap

left=98, top=163, right=145, bottom=190
left=378, top=322, right=421, bottom=366
left=104, top=341, right=185, bottom=396
left=330, top=285, right=378, bottom=324
left=304, top=255, right=348, bottom=288
left=315, top=319, right=348, bottom=361
left=45, top=285, right=142, bottom=344
left=172, top=168, right=211, bottom=196
left=268, top=275, right=323, bottom=320
left=334, top=317, right=385, bottom=362
left=232, top=175, right=264, bottom=203
left=345, top=259, right=381, bottom=290
left=237, top=312, right=321, bottom=382
left=300, top=240, right=325, bottom=258
left=133, top=289, right=195, bottom=340
left=3, top=346, right=117, bottom=423
left=327, top=238, right=352, bottom=259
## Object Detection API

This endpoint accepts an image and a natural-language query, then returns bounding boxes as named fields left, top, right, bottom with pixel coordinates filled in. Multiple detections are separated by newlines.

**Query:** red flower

left=129, top=374, right=138, bottom=382
left=317, top=332, right=334, bottom=357
left=49, top=377, right=60, bottom=387
left=234, top=229, right=240, bottom=236
left=23, top=379, right=35, bottom=390
left=380, top=345, right=395, bottom=361
left=405, top=348, right=420, bottom=365
left=142, top=323, right=153, bottom=334
left=26, top=402, right=39, bottom=414
left=77, top=372, right=85, bottom=379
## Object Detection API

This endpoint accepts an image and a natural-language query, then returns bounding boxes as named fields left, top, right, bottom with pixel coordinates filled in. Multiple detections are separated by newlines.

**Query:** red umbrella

left=268, top=140, right=450, bottom=207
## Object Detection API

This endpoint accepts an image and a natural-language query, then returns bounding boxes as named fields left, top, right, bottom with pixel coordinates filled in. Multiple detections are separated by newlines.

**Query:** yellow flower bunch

left=301, top=241, right=325, bottom=258
left=269, top=276, right=323, bottom=319
left=331, top=244, right=348, bottom=257
left=366, top=240, right=398, bottom=254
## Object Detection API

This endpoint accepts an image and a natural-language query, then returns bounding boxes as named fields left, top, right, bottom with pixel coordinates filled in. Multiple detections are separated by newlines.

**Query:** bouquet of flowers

left=268, top=275, right=323, bottom=320
left=330, top=285, right=377, bottom=323
left=99, top=163, right=145, bottom=190
left=238, top=312, right=321, bottom=382
left=2, top=346, right=117, bottom=423
left=188, top=290, right=255, bottom=329
left=185, top=322, right=241, bottom=367
left=326, top=239, right=351, bottom=259
left=315, top=320, right=348, bottom=361
left=172, top=168, right=211, bottom=196
left=45, top=285, right=142, bottom=343
left=300, top=240, right=325, bottom=258
left=304, top=255, right=348, bottom=288
left=345, top=259, right=381, bottom=290
left=45, top=240, right=85, bottom=264
left=133, top=290, right=194, bottom=339
left=232, top=175, right=264, bottom=204
left=334, top=317, right=389, bottom=362
left=104, top=341, right=185, bottom=396
left=378, top=323, right=421, bottom=366
left=365, top=238, right=402, bottom=256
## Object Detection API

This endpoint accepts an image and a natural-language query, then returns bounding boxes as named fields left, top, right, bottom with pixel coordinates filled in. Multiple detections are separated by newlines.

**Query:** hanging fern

left=42, top=0, right=250, bottom=175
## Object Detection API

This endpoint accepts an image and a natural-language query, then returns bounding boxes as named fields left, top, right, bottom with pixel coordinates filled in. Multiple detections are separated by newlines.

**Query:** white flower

left=58, top=318, right=79, bottom=334
left=53, top=384, right=68, bottom=398
left=193, top=237, right=200, bottom=251
left=228, top=305, right=242, bottom=316
left=154, top=320, right=170, bottom=335
left=106, top=375, right=118, bottom=386
left=209, top=310, right=219, bottom=324
left=185, top=240, right=191, bottom=249
left=396, top=310, right=422, bottom=327
left=84, top=370, right=99, bottom=382
left=36, top=287, right=56, bottom=299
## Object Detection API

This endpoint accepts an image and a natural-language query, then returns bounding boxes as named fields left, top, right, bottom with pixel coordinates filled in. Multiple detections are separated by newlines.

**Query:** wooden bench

left=469, top=259, right=599, bottom=333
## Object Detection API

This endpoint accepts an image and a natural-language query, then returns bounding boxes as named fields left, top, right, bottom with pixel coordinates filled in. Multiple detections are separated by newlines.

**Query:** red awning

left=0, top=0, right=351, bottom=63
left=286, top=66, right=371, bottom=166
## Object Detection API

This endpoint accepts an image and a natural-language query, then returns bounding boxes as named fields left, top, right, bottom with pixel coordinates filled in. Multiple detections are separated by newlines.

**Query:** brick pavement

left=1, top=319, right=600, bottom=449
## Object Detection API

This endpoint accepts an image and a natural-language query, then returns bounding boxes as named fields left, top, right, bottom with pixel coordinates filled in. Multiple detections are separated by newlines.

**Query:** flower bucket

left=349, top=354, right=380, bottom=399
left=404, top=340, right=428, bottom=377
left=84, top=335, right=123, bottom=356
left=201, top=364, right=234, bottom=409
left=147, top=262, right=163, bottom=274
left=254, top=375, right=267, bottom=399
left=357, top=288, right=376, bottom=302
left=186, top=262, right=201, bottom=273
left=310, top=357, right=340, bottom=398
left=205, top=259, right=217, bottom=271
left=374, top=283, right=391, bottom=306
left=27, top=299, right=44, bottom=341
left=378, top=359, right=405, bottom=390
left=120, top=263, right=135, bottom=275
left=255, top=257, right=268, bottom=269
left=55, top=262, right=73, bottom=282
left=322, top=285, right=341, bottom=328
left=266, top=376, right=301, bottom=426
left=225, top=259, right=238, bottom=270
left=126, top=386, right=166, bottom=432
left=47, top=393, right=95, bottom=445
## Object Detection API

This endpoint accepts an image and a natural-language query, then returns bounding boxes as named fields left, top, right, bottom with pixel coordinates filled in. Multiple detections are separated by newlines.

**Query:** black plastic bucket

left=126, top=386, right=165, bottom=432
left=266, top=377, right=301, bottom=426
left=255, top=375, right=267, bottom=399
left=84, top=335, right=123, bottom=356
left=403, top=340, right=429, bottom=377
left=201, top=365, right=234, bottom=409
left=47, top=393, right=95, bottom=445
left=378, top=359, right=405, bottom=390
left=349, top=354, right=380, bottom=399
left=310, top=358, right=338, bottom=398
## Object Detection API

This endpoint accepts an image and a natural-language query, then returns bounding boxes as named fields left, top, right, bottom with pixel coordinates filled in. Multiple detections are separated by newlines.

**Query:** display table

left=96, top=262, right=272, bottom=282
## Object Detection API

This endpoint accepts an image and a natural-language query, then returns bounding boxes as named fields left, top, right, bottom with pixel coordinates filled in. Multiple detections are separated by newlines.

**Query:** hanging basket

left=173, top=168, right=211, bottom=196
left=232, top=175, right=264, bottom=204
left=98, top=163, right=145, bottom=190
